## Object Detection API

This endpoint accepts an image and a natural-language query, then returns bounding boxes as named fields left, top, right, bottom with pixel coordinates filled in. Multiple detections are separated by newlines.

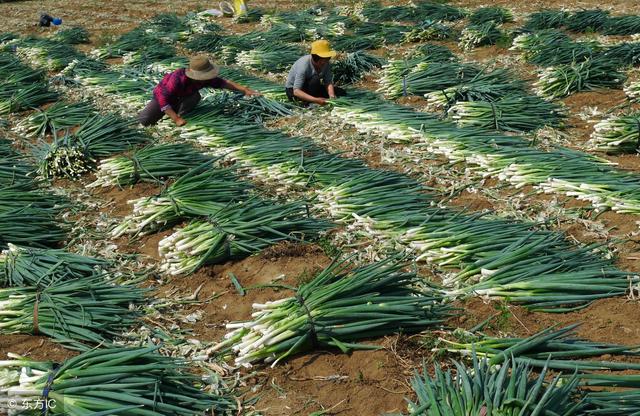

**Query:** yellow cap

left=310, top=39, right=336, bottom=58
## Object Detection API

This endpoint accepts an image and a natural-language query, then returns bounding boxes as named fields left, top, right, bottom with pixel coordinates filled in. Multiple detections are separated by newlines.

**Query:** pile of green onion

left=459, top=22, right=503, bottom=50
left=405, top=355, right=582, bottom=415
left=469, top=6, right=514, bottom=25
left=112, top=162, right=252, bottom=237
left=235, top=43, right=304, bottom=73
left=534, top=58, right=625, bottom=99
left=90, top=143, right=213, bottom=187
left=17, top=100, right=95, bottom=138
left=589, top=112, right=640, bottom=153
left=212, top=256, right=452, bottom=367
left=0, top=275, right=145, bottom=350
left=332, top=51, right=384, bottom=85
left=448, top=95, right=566, bottom=132
left=0, top=345, right=236, bottom=414
left=0, top=243, right=107, bottom=287
left=158, top=199, right=330, bottom=275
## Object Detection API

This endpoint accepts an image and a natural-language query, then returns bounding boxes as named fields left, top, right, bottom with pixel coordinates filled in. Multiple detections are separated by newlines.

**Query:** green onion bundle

left=207, top=91, right=295, bottom=122
left=0, top=154, right=36, bottom=189
left=332, top=51, right=384, bottom=85
left=469, top=6, right=513, bottom=25
left=603, top=15, right=640, bottom=35
left=601, top=42, right=640, bottom=67
left=121, top=44, right=177, bottom=66
left=403, top=19, right=454, bottom=42
left=414, top=2, right=466, bottom=22
left=36, top=113, right=150, bottom=179
left=361, top=2, right=415, bottom=22
left=158, top=199, right=330, bottom=275
left=90, top=143, right=213, bottom=187
left=583, top=390, right=640, bottom=415
left=589, top=112, right=640, bottom=153
left=459, top=22, right=503, bottom=50
left=212, top=256, right=452, bottom=367
left=92, top=28, right=158, bottom=59
left=0, top=275, right=144, bottom=349
left=234, top=7, right=265, bottom=23
left=378, top=60, right=481, bottom=98
left=522, top=9, right=569, bottom=30
left=17, top=100, right=95, bottom=138
left=14, top=39, right=82, bottom=70
left=425, top=71, right=526, bottom=109
left=405, top=355, right=583, bottom=415
left=235, top=43, right=304, bottom=73
left=534, top=58, right=625, bottom=99
left=331, top=34, right=382, bottom=52
left=314, top=168, right=433, bottom=224
left=625, top=81, right=640, bottom=102
left=412, top=43, right=458, bottom=62
left=52, top=27, right=90, bottom=44
left=0, top=184, right=66, bottom=215
left=565, top=9, right=610, bottom=32
left=0, top=345, right=236, bottom=414
left=440, top=324, right=640, bottom=372
left=0, top=53, right=44, bottom=83
left=184, top=32, right=225, bottom=52
left=0, top=206, right=66, bottom=249
left=448, top=95, right=566, bottom=132
left=0, top=243, right=107, bottom=287
left=142, top=12, right=190, bottom=42
left=112, top=163, right=251, bottom=237
left=353, top=22, right=409, bottom=44
left=511, top=31, right=597, bottom=66
left=0, top=82, right=58, bottom=115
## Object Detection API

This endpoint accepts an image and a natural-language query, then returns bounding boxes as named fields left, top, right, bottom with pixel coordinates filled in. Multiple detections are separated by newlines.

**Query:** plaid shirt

left=153, top=68, right=226, bottom=111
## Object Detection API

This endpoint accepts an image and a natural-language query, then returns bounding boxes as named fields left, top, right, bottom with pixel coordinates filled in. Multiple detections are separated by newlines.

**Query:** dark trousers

left=286, top=77, right=346, bottom=102
left=138, top=91, right=202, bottom=126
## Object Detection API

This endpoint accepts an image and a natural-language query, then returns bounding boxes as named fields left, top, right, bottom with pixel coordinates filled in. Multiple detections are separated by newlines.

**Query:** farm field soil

left=3, top=0, right=640, bottom=415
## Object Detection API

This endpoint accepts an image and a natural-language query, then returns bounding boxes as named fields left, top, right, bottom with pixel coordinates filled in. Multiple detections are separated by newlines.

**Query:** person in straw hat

left=285, top=39, right=346, bottom=106
left=138, top=55, right=260, bottom=127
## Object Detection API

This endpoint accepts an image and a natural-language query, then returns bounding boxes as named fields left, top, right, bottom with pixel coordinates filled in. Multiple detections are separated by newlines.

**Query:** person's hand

left=175, top=117, right=187, bottom=127
left=317, top=98, right=328, bottom=106
left=328, top=94, right=337, bottom=99
left=245, top=89, right=261, bottom=97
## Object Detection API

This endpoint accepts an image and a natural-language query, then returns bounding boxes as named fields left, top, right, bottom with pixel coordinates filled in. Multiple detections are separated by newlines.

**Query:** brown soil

left=0, top=335, right=77, bottom=363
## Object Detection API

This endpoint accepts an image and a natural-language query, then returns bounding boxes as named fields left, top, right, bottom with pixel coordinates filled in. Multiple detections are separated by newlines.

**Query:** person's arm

left=155, top=73, right=187, bottom=126
left=327, top=84, right=336, bottom=99
left=221, top=79, right=260, bottom=96
left=293, top=88, right=327, bottom=105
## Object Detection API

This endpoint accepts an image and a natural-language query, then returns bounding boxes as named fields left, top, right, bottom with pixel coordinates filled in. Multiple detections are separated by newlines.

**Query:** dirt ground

left=3, top=1, right=640, bottom=415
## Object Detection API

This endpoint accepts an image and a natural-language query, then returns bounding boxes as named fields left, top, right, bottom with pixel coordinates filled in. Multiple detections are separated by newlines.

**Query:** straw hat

left=185, top=56, right=220, bottom=80
left=310, top=40, right=336, bottom=58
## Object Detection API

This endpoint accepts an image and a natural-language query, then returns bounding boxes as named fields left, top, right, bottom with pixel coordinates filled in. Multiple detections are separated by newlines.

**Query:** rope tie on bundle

left=295, top=293, right=319, bottom=347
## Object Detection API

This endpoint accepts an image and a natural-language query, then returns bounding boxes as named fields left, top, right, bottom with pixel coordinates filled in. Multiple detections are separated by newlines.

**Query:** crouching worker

left=285, top=40, right=346, bottom=106
left=139, top=55, right=260, bottom=127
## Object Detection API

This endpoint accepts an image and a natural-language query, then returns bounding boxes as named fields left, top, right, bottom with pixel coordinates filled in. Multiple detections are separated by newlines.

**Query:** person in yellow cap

left=138, top=55, right=260, bottom=127
left=285, top=39, right=346, bottom=106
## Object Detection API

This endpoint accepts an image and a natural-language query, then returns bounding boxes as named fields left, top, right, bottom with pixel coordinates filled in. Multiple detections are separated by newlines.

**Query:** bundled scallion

left=17, top=100, right=95, bottom=138
left=565, top=9, right=610, bottom=32
left=440, top=324, right=640, bottom=373
left=522, top=9, right=569, bottom=30
left=52, top=26, right=90, bottom=44
left=235, top=43, right=304, bottom=73
left=332, top=51, right=384, bottom=85
left=534, top=58, right=625, bottom=99
left=90, top=143, right=213, bottom=187
left=448, top=95, right=566, bottom=132
left=0, top=345, right=236, bottom=414
left=0, top=206, right=66, bottom=249
left=0, top=243, right=107, bottom=287
left=36, top=113, right=150, bottom=179
left=469, top=6, right=513, bottom=25
left=0, top=275, right=144, bottom=350
left=159, top=199, right=331, bottom=275
left=112, top=162, right=251, bottom=237
left=590, top=112, right=640, bottom=153
left=405, top=354, right=583, bottom=415
left=0, top=82, right=58, bottom=115
left=211, top=256, right=452, bottom=367
left=603, top=15, right=640, bottom=35
left=459, top=22, right=504, bottom=50
left=403, top=20, right=454, bottom=42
